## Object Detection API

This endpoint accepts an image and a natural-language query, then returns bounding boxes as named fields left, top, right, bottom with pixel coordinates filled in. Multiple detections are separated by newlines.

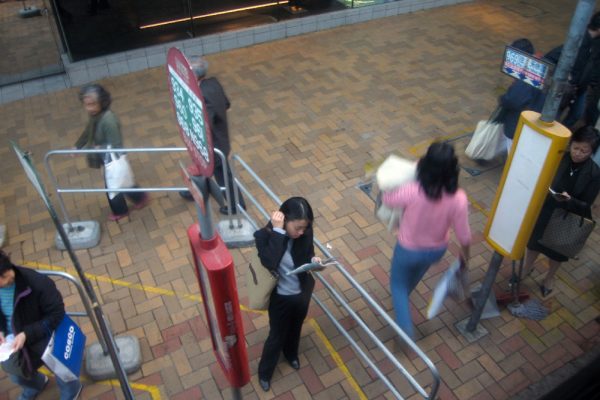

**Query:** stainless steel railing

left=43, top=147, right=235, bottom=229
left=231, top=154, right=440, bottom=399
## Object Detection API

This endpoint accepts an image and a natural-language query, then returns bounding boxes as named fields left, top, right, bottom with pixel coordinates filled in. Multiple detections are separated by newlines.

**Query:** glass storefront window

left=54, top=0, right=347, bottom=62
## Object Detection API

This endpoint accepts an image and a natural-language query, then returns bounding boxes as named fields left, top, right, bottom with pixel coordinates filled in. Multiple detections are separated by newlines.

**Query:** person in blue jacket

left=498, top=38, right=546, bottom=152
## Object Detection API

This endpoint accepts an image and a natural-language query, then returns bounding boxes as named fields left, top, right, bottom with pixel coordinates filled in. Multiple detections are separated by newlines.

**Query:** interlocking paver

left=2, top=0, right=600, bottom=399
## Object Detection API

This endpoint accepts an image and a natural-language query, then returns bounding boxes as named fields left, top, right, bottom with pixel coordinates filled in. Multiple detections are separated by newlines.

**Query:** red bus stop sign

left=188, top=224, right=250, bottom=388
left=166, top=47, right=214, bottom=176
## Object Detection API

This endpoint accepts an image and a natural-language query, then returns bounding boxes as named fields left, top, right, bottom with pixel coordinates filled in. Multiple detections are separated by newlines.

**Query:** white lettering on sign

left=64, top=325, right=76, bottom=360
left=168, top=65, right=210, bottom=164
left=505, top=49, right=528, bottom=68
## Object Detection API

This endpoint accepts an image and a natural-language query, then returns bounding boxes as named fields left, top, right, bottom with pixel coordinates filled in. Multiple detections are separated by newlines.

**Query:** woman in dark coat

left=523, top=126, right=600, bottom=296
left=254, top=197, right=320, bottom=392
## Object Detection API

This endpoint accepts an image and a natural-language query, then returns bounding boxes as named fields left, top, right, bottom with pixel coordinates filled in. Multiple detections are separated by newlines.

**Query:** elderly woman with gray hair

left=74, top=84, right=149, bottom=221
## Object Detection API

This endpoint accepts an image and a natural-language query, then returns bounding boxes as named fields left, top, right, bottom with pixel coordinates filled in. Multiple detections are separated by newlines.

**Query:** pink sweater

left=382, top=181, right=471, bottom=250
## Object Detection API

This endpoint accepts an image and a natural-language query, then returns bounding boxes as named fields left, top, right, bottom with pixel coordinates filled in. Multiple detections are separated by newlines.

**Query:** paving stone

left=1, top=0, right=599, bottom=399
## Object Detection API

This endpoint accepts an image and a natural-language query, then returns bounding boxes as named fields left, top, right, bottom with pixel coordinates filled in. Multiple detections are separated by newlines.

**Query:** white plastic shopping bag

left=465, top=120, right=505, bottom=161
left=104, top=152, right=135, bottom=199
left=374, top=155, right=416, bottom=231
left=427, top=259, right=468, bottom=319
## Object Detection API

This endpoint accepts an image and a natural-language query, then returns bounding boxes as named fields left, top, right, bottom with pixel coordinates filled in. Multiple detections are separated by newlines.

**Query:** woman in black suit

left=523, top=126, right=600, bottom=296
left=254, top=197, right=320, bottom=391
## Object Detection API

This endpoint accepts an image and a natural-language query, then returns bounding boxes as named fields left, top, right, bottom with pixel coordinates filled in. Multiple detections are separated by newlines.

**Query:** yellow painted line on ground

left=408, top=129, right=472, bottom=157
left=26, top=261, right=366, bottom=399
left=467, top=194, right=489, bottom=217
left=24, top=261, right=202, bottom=303
left=309, top=319, right=368, bottom=400
left=39, top=367, right=161, bottom=400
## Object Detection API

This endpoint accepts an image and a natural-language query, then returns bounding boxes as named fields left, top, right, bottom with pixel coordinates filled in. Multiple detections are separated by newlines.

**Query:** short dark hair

left=571, top=125, right=600, bottom=154
left=79, top=84, right=112, bottom=110
left=511, top=38, right=535, bottom=55
left=417, top=142, right=460, bottom=200
left=279, top=197, right=314, bottom=226
left=588, top=11, right=600, bottom=31
left=0, top=250, right=15, bottom=275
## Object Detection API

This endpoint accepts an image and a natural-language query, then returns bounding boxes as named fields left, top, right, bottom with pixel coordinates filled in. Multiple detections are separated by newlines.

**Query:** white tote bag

left=104, top=152, right=135, bottom=199
left=465, top=120, right=505, bottom=161
left=374, top=155, right=416, bottom=231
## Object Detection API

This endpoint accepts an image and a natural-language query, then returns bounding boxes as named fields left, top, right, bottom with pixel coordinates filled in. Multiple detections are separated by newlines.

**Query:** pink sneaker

left=132, top=194, right=150, bottom=210
left=108, top=212, right=129, bottom=221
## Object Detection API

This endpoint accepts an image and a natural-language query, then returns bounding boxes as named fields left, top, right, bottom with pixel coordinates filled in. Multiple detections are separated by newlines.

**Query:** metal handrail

left=231, top=154, right=440, bottom=399
left=38, top=270, right=108, bottom=354
left=43, top=147, right=233, bottom=229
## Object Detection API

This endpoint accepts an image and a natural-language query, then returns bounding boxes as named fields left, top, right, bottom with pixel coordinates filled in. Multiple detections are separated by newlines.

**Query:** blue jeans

left=11, top=371, right=81, bottom=400
left=390, top=242, right=446, bottom=338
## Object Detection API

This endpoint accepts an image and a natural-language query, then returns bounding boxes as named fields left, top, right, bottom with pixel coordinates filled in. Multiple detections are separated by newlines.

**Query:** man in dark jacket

left=0, top=250, right=82, bottom=399
left=550, top=12, right=600, bottom=128
left=179, top=56, right=247, bottom=215
left=498, top=38, right=546, bottom=151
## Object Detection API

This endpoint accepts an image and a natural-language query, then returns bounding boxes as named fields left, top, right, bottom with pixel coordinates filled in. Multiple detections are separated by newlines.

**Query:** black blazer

left=200, top=77, right=231, bottom=157
left=552, top=154, right=600, bottom=218
left=254, top=223, right=315, bottom=293
left=0, top=267, right=65, bottom=376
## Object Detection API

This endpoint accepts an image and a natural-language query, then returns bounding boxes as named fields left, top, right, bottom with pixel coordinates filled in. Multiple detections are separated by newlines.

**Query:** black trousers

left=106, top=184, right=146, bottom=215
left=258, top=290, right=311, bottom=381
left=214, top=157, right=246, bottom=211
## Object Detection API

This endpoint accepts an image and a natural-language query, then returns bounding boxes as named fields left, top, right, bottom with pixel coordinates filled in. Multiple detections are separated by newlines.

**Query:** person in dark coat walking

left=179, top=56, right=246, bottom=215
left=0, top=250, right=82, bottom=399
left=254, top=197, right=321, bottom=392
left=497, top=39, right=546, bottom=152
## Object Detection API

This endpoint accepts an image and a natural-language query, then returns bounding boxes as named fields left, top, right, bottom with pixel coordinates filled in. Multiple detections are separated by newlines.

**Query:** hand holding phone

left=549, top=188, right=570, bottom=201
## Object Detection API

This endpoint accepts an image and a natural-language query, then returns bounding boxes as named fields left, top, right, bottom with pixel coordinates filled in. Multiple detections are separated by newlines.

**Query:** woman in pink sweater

left=382, top=142, right=471, bottom=338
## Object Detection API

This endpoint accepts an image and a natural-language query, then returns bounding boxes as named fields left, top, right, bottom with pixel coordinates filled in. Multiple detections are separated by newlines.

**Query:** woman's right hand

left=271, top=211, right=285, bottom=229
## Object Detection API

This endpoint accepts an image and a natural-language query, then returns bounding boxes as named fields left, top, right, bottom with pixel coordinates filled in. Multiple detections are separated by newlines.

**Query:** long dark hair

left=417, top=142, right=459, bottom=200
left=279, top=196, right=314, bottom=227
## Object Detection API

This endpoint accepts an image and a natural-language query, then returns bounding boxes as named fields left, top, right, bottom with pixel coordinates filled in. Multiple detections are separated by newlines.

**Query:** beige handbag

left=246, top=252, right=278, bottom=310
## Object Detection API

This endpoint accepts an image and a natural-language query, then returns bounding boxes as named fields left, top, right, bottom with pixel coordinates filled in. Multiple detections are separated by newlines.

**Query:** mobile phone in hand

left=549, top=188, right=569, bottom=200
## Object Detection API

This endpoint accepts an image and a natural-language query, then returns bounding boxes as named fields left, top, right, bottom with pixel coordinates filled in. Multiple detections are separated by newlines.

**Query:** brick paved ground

left=1, top=0, right=599, bottom=399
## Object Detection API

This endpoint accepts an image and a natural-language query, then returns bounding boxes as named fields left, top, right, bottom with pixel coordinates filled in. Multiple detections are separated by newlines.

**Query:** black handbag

left=538, top=209, right=596, bottom=258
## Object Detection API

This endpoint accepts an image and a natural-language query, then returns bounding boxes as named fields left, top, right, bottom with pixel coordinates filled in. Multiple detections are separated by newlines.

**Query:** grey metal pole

left=466, top=251, right=503, bottom=332
left=54, top=214, right=136, bottom=399
left=540, top=0, right=597, bottom=122
left=13, top=144, right=135, bottom=400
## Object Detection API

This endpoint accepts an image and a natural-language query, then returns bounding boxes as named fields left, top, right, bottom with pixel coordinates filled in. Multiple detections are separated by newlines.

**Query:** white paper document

left=0, top=334, right=16, bottom=362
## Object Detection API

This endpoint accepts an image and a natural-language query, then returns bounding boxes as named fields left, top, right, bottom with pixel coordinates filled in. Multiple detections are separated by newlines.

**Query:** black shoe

left=219, top=205, right=246, bottom=215
left=219, top=206, right=231, bottom=215
left=259, top=379, right=270, bottom=392
left=179, top=190, right=193, bottom=201
left=289, top=359, right=300, bottom=370
left=540, top=285, right=553, bottom=297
